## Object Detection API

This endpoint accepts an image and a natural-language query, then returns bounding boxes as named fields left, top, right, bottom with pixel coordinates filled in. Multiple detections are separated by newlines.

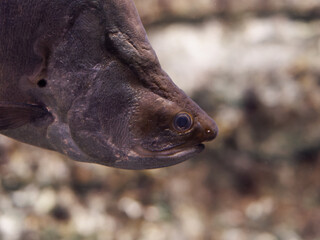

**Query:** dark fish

left=0, top=0, right=218, bottom=169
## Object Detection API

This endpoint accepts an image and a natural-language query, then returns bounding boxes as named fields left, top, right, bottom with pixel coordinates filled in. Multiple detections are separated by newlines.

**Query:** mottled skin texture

left=0, top=0, right=218, bottom=169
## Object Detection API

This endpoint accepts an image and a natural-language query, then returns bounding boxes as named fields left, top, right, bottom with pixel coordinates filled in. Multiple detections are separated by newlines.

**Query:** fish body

left=0, top=0, right=218, bottom=169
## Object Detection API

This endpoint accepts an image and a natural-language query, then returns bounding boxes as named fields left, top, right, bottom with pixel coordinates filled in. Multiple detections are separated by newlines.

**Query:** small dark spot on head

left=37, top=79, right=47, bottom=88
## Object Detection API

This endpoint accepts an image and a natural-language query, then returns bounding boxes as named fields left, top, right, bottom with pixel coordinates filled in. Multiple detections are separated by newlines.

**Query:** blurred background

left=1, top=0, right=320, bottom=239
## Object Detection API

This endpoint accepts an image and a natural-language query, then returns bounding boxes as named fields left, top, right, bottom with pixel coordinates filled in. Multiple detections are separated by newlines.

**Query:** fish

left=0, top=0, right=218, bottom=170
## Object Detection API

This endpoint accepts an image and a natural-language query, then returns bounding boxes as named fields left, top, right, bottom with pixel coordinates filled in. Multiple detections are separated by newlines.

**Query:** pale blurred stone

left=144, top=206, right=161, bottom=221
left=0, top=213, right=23, bottom=240
left=175, top=204, right=205, bottom=239
left=217, top=210, right=244, bottom=227
left=140, top=223, right=168, bottom=240
left=35, top=154, right=70, bottom=184
left=115, top=229, right=137, bottom=240
left=215, top=107, right=243, bottom=134
left=12, top=184, right=39, bottom=208
left=34, top=188, right=57, bottom=214
left=118, top=197, right=143, bottom=219
left=149, top=20, right=226, bottom=94
left=57, top=187, right=78, bottom=207
left=221, top=228, right=246, bottom=240
left=167, top=177, right=190, bottom=196
left=7, top=151, right=33, bottom=180
left=87, top=192, right=109, bottom=212
left=275, top=228, right=302, bottom=240
left=255, top=233, right=277, bottom=240
left=72, top=205, right=116, bottom=236
left=245, top=197, right=274, bottom=221
left=0, top=195, right=13, bottom=211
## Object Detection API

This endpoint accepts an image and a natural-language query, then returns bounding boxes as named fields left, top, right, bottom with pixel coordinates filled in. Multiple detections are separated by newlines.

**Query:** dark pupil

left=175, top=113, right=192, bottom=130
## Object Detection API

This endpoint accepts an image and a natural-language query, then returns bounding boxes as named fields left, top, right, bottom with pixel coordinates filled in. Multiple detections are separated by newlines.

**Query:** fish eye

left=173, top=112, right=193, bottom=132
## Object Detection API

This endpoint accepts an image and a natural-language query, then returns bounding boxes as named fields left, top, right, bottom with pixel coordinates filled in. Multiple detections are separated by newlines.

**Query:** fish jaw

left=123, top=144, right=205, bottom=170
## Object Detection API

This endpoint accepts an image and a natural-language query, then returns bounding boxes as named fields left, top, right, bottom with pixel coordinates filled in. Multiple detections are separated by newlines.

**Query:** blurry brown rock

left=135, top=0, right=320, bottom=25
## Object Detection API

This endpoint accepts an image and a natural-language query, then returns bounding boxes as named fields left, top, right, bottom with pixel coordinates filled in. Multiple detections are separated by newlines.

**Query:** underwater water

left=0, top=1, right=320, bottom=239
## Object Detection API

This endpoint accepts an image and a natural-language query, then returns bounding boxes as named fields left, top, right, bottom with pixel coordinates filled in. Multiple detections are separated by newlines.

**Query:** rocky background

left=1, top=1, right=320, bottom=239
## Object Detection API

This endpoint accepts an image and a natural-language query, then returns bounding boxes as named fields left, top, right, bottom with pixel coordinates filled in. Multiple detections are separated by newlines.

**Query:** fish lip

left=132, top=143, right=205, bottom=159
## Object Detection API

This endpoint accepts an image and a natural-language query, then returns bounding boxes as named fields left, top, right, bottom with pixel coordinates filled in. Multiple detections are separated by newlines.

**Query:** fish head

left=126, top=82, right=219, bottom=169
left=55, top=59, right=218, bottom=169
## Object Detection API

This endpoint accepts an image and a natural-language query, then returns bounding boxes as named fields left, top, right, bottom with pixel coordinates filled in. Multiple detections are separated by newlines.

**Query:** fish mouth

left=132, top=143, right=205, bottom=159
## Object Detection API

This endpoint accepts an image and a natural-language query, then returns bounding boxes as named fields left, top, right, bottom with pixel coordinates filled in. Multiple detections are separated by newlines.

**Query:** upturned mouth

left=131, top=143, right=205, bottom=159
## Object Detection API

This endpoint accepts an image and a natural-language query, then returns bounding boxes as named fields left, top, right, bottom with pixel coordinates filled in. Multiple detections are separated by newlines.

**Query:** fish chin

left=116, top=144, right=205, bottom=170
left=132, top=144, right=205, bottom=158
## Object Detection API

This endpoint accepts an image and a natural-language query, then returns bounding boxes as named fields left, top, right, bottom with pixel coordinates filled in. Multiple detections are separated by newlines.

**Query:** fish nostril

left=204, top=126, right=218, bottom=141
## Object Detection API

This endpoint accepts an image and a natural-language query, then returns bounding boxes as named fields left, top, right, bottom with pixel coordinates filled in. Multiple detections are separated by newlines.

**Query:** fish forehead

left=44, top=0, right=200, bottom=113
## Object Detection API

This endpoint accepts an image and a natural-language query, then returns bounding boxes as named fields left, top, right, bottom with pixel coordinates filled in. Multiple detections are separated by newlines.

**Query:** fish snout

left=197, top=117, right=218, bottom=142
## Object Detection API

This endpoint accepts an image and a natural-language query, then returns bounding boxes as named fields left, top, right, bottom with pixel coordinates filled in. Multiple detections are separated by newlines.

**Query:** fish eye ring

left=173, top=112, right=193, bottom=132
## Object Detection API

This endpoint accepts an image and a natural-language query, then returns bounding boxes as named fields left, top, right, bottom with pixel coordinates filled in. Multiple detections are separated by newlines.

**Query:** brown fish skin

left=0, top=0, right=218, bottom=169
